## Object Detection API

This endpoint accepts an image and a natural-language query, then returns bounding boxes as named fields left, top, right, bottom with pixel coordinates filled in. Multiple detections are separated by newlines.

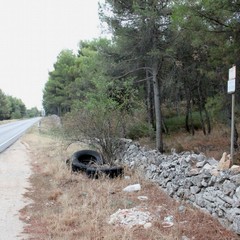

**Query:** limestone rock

left=123, top=183, right=141, bottom=192
left=108, top=207, right=152, bottom=228
left=217, top=152, right=231, bottom=170
left=144, top=222, right=152, bottom=229
left=116, top=138, right=240, bottom=235
left=230, top=165, right=240, bottom=174
left=232, top=216, right=240, bottom=234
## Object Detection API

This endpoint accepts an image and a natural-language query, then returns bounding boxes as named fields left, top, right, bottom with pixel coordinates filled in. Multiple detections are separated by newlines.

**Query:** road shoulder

left=0, top=140, right=32, bottom=240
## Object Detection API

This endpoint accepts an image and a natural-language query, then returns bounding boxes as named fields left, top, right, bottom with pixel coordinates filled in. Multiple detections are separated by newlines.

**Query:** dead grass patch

left=20, top=123, right=240, bottom=239
left=140, top=123, right=240, bottom=165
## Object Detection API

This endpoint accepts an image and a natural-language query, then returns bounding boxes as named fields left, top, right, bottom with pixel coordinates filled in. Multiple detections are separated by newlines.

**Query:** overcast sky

left=0, top=0, right=103, bottom=109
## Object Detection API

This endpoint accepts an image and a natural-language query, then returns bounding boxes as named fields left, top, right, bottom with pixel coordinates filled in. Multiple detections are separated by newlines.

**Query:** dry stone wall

left=117, top=139, right=240, bottom=234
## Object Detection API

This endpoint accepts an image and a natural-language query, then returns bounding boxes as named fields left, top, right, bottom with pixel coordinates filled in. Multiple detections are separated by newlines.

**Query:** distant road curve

left=0, top=117, right=41, bottom=153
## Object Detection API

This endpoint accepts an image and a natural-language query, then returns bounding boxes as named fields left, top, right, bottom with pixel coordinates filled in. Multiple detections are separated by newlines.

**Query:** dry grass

left=0, top=119, right=17, bottom=125
left=20, top=120, right=240, bottom=240
left=140, top=123, right=240, bottom=164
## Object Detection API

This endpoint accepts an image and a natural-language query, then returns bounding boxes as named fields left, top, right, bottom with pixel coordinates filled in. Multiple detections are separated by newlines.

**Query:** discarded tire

left=71, top=150, right=104, bottom=172
left=86, top=166, right=124, bottom=178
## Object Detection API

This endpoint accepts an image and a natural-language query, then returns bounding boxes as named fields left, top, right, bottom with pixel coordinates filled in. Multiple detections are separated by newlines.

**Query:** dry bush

left=155, top=123, right=238, bottom=162
left=62, top=109, right=125, bottom=165
left=20, top=123, right=240, bottom=240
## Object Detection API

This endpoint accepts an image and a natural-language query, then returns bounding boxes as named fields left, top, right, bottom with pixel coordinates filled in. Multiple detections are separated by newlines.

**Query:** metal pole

left=230, top=93, right=235, bottom=165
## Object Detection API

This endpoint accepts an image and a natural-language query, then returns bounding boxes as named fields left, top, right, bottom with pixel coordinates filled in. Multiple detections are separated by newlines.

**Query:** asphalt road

left=0, top=117, right=41, bottom=153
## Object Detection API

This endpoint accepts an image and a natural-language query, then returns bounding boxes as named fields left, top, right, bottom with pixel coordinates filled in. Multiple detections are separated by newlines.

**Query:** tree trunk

left=199, top=108, right=206, bottom=135
left=146, top=69, right=155, bottom=133
left=234, top=123, right=238, bottom=150
left=203, top=106, right=211, bottom=134
left=185, top=91, right=194, bottom=135
left=197, top=78, right=212, bottom=135
left=152, top=62, right=163, bottom=152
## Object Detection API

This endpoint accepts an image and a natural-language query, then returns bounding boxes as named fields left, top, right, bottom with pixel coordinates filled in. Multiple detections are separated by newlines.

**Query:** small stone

left=232, top=216, right=240, bottom=234
left=210, top=169, right=220, bottom=176
left=138, top=196, right=148, bottom=201
left=108, top=207, right=152, bottom=228
left=235, top=187, right=240, bottom=200
left=207, top=158, right=218, bottom=166
left=196, top=160, right=206, bottom=168
left=178, top=205, right=186, bottom=213
left=144, top=222, right=152, bottom=229
left=123, top=184, right=141, bottom=192
left=222, top=180, right=236, bottom=196
left=187, top=168, right=199, bottom=176
left=202, top=163, right=213, bottom=170
left=190, top=186, right=201, bottom=194
left=230, top=165, right=240, bottom=174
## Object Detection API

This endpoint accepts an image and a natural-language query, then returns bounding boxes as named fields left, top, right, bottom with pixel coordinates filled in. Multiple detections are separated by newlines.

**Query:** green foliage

left=43, top=39, right=114, bottom=116
left=43, top=50, right=77, bottom=115
left=26, top=107, right=40, bottom=118
left=127, top=122, right=154, bottom=140
left=7, top=96, right=26, bottom=119
left=165, top=112, right=202, bottom=133
left=205, top=94, right=226, bottom=123
left=0, top=89, right=11, bottom=120
left=42, top=0, right=240, bottom=154
left=0, top=89, right=26, bottom=120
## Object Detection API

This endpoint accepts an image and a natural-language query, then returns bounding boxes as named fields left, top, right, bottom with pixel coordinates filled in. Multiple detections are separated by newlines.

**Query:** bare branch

left=114, top=67, right=153, bottom=79
left=135, top=76, right=153, bottom=83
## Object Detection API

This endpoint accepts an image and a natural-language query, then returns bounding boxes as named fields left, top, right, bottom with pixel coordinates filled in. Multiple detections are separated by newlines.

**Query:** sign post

left=227, top=65, right=236, bottom=165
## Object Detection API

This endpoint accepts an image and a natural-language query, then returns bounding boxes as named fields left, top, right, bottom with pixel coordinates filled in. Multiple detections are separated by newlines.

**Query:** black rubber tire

left=71, top=150, right=104, bottom=172
left=86, top=166, right=124, bottom=178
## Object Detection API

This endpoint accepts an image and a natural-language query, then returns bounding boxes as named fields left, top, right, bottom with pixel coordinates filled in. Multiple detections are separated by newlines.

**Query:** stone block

left=232, top=216, right=240, bottom=234
left=222, top=180, right=236, bottom=195
left=217, top=152, right=231, bottom=170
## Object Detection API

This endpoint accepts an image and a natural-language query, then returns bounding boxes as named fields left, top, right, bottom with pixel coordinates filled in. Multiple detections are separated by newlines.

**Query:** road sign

left=229, top=65, right=236, bottom=80
left=228, top=65, right=236, bottom=94
left=228, top=79, right=235, bottom=94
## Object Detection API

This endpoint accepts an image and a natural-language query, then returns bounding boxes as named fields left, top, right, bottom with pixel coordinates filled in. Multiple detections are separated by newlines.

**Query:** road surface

left=0, top=118, right=41, bottom=239
left=0, top=117, right=41, bottom=153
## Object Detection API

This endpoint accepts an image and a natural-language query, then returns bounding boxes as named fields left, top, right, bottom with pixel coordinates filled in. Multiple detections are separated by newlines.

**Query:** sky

left=0, top=0, right=104, bottom=110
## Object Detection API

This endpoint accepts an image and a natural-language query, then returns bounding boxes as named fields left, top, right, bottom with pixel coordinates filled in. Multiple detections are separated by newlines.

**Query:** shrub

left=205, top=94, right=226, bottom=123
left=62, top=107, right=125, bottom=165
left=127, top=122, right=154, bottom=140
left=165, top=112, right=202, bottom=133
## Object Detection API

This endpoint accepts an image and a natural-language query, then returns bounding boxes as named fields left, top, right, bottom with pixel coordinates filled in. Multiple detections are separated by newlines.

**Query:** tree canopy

left=0, top=89, right=28, bottom=120
left=42, top=0, right=240, bottom=152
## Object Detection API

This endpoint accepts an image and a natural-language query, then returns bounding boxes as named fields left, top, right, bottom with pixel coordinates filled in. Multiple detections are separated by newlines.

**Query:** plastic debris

left=162, top=215, right=174, bottom=228
left=137, top=196, right=148, bottom=201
